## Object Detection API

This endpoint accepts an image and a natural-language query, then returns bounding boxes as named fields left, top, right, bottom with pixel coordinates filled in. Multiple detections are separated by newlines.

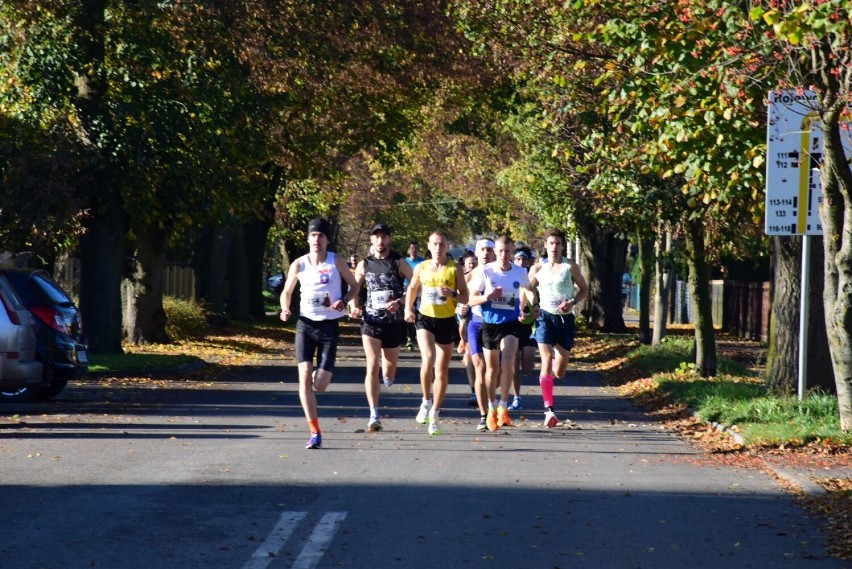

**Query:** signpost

left=765, top=90, right=823, bottom=237
left=765, top=90, right=852, bottom=399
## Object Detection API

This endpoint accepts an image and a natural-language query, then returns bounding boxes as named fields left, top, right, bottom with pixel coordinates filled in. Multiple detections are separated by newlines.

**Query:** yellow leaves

left=674, top=96, right=687, bottom=108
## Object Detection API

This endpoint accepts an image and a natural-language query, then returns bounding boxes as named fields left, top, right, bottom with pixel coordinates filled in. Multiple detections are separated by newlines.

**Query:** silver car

left=0, top=273, right=43, bottom=390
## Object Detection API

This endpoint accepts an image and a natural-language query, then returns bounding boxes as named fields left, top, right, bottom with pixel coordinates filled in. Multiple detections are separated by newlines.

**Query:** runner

left=280, top=218, right=359, bottom=449
left=527, top=227, right=588, bottom=428
left=403, top=241, right=424, bottom=351
left=510, top=246, right=537, bottom=411
left=456, top=250, right=479, bottom=407
left=404, top=231, right=469, bottom=435
left=348, top=223, right=412, bottom=432
left=468, top=236, right=533, bottom=432
left=465, top=238, right=496, bottom=431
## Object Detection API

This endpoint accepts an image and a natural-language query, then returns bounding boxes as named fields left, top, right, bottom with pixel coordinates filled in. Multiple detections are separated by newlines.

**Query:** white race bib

left=541, top=292, right=565, bottom=312
left=491, top=294, right=514, bottom=311
left=422, top=286, right=447, bottom=305
left=370, top=290, right=393, bottom=308
left=309, top=292, right=332, bottom=307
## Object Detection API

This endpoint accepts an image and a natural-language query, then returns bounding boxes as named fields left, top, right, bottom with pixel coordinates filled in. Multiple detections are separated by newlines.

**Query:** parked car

left=0, top=273, right=43, bottom=391
left=267, top=273, right=284, bottom=296
left=0, top=268, right=88, bottom=401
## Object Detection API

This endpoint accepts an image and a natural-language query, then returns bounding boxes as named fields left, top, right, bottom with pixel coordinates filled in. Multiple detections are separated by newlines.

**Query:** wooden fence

left=629, top=279, right=769, bottom=341
left=55, top=258, right=195, bottom=301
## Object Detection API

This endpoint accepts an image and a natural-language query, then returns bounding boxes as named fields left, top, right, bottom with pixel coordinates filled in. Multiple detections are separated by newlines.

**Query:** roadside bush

left=163, top=296, right=209, bottom=341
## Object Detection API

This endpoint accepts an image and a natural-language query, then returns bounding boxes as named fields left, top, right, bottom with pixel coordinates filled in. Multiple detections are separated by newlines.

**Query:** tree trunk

left=766, top=236, right=800, bottom=392
left=74, top=0, right=126, bottom=354
left=652, top=229, right=674, bottom=345
left=806, top=237, right=835, bottom=393
left=78, top=194, right=126, bottom=354
left=637, top=236, right=654, bottom=344
left=683, top=213, right=717, bottom=377
left=819, top=98, right=852, bottom=431
left=122, top=223, right=170, bottom=345
left=227, top=225, right=250, bottom=321
left=575, top=211, right=628, bottom=332
left=243, top=216, right=273, bottom=319
left=194, top=225, right=234, bottom=320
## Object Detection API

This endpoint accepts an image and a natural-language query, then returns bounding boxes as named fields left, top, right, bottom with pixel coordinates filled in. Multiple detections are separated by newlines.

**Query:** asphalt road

left=0, top=342, right=845, bottom=568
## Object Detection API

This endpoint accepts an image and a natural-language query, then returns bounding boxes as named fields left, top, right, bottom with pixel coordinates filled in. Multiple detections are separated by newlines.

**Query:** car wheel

left=0, top=387, right=36, bottom=402
left=31, top=377, right=69, bottom=401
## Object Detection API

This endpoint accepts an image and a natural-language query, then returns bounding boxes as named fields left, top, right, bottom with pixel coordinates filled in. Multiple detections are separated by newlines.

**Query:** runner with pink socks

left=527, top=228, right=588, bottom=428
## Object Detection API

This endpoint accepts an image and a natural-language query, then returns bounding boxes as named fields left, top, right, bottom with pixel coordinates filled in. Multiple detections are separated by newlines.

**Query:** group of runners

left=279, top=218, right=588, bottom=449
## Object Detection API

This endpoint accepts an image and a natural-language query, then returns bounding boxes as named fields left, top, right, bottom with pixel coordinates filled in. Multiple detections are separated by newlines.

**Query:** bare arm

left=333, top=255, right=359, bottom=312
left=465, top=267, right=489, bottom=307
left=347, top=260, right=366, bottom=318
left=279, top=259, right=302, bottom=322
left=570, top=262, right=588, bottom=304
left=452, top=263, right=469, bottom=305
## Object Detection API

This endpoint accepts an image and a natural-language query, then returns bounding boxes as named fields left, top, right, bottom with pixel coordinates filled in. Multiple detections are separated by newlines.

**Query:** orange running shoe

left=497, top=407, right=512, bottom=427
left=486, top=409, right=499, bottom=432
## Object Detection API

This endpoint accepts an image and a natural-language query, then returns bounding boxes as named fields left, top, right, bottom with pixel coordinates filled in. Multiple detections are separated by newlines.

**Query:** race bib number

left=309, top=292, right=332, bottom=307
left=491, top=294, right=514, bottom=311
left=542, top=293, right=565, bottom=312
left=370, top=290, right=393, bottom=308
left=422, top=286, right=447, bottom=305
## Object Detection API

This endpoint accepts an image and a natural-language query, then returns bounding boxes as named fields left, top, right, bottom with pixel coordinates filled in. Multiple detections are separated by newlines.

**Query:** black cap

left=371, top=223, right=391, bottom=235
left=307, top=218, right=331, bottom=237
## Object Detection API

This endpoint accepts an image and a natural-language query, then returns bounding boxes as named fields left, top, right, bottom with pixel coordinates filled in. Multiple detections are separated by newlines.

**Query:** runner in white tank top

left=280, top=218, right=359, bottom=449
left=528, top=228, right=588, bottom=429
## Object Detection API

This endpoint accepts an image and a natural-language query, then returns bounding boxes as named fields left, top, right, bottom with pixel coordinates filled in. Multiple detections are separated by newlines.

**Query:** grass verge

left=605, top=334, right=852, bottom=447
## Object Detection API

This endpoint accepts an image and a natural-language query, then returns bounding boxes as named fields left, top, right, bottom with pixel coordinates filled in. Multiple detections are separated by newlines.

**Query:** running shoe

left=508, top=396, right=523, bottom=411
left=368, top=417, right=383, bottom=432
left=382, top=377, right=394, bottom=388
left=428, top=417, right=443, bottom=436
left=405, top=339, right=415, bottom=352
left=486, top=409, right=499, bottom=432
left=416, top=401, right=432, bottom=424
left=305, top=432, right=322, bottom=449
left=467, top=393, right=478, bottom=407
left=544, top=411, right=559, bottom=428
left=477, top=416, right=487, bottom=432
left=497, top=407, right=512, bottom=427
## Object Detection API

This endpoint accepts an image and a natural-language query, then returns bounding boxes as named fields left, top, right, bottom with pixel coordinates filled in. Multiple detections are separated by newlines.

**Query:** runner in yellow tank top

left=418, top=259, right=459, bottom=318
left=404, top=231, right=469, bottom=435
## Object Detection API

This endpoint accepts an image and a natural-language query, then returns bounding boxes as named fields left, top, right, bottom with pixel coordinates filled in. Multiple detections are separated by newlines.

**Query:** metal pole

left=798, top=234, right=811, bottom=400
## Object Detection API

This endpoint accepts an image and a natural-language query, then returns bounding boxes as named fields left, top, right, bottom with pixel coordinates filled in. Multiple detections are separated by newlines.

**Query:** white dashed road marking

left=242, top=511, right=347, bottom=569
left=291, top=512, right=348, bottom=569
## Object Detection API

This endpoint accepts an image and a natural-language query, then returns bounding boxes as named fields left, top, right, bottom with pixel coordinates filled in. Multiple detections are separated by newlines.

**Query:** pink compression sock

left=539, top=374, right=554, bottom=408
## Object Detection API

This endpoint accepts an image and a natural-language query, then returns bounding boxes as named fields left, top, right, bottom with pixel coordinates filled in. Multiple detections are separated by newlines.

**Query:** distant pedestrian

left=279, top=218, right=359, bottom=449
left=621, top=270, right=631, bottom=309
